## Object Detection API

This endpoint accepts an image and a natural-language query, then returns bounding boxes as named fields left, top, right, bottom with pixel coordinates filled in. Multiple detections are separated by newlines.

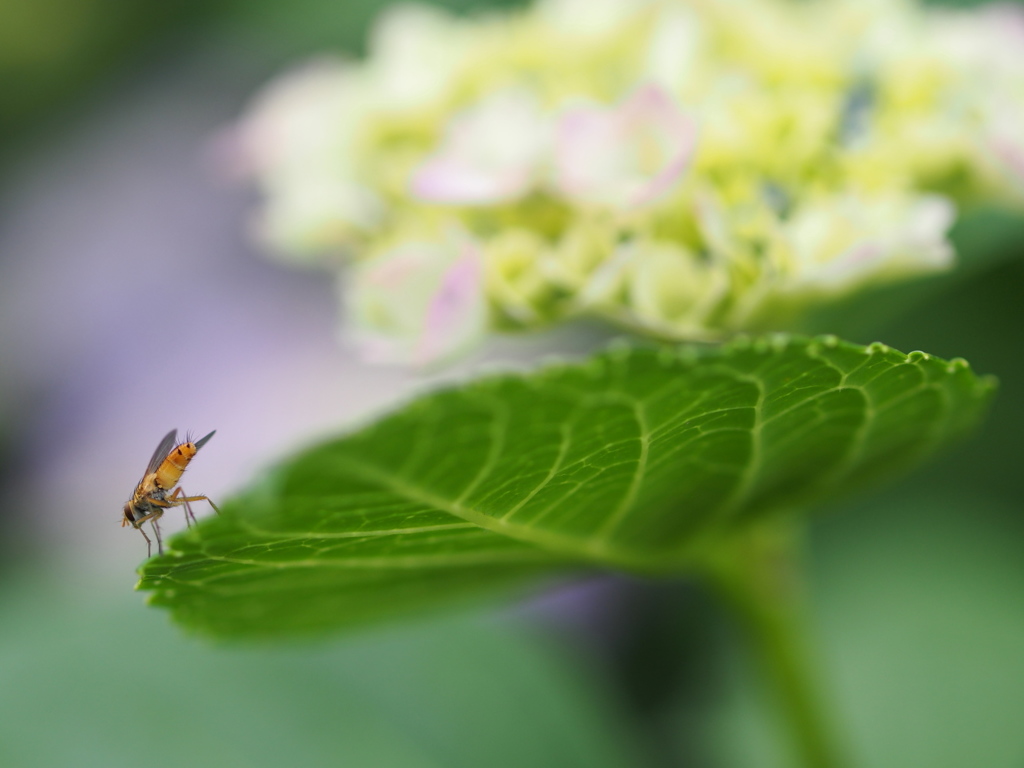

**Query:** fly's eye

left=123, top=503, right=135, bottom=522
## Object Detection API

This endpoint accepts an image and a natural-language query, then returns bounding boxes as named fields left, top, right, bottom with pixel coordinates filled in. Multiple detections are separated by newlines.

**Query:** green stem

left=706, top=526, right=849, bottom=768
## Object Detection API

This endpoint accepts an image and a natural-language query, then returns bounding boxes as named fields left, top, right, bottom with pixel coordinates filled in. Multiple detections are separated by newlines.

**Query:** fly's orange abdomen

left=154, top=442, right=198, bottom=490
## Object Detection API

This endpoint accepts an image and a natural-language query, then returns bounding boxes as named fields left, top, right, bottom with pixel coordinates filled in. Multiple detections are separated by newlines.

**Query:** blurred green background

left=0, top=1, right=1022, bottom=767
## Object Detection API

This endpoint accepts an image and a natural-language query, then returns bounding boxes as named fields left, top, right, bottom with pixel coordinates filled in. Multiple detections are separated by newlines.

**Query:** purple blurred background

left=2, top=4, right=1024, bottom=768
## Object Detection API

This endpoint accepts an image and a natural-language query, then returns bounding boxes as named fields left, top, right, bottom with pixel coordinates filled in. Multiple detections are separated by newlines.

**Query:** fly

left=121, top=429, right=219, bottom=557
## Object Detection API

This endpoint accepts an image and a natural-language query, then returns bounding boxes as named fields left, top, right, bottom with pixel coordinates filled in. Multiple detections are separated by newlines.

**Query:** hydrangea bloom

left=346, top=235, right=486, bottom=365
left=411, top=88, right=551, bottom=205
left=230, top=0, right=1024, bottom=364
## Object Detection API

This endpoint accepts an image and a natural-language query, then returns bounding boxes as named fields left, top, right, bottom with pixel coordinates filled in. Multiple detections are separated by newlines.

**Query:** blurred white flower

left=482, top=230, right=555, bottom=324
left=232, top=0, right=1024, bottom=364
left=643, top=5, right=702, bottom=94
left=411, top=89, right=550, bottom=205
left=256, top=178, right=384, bottom=254
left=779, top=194, right=956, bottom=294
left=930, top=3, right=1024, bottom=79
left=624, top=241, right=728, bottom=336
left=347, top=235, right=487, bottom=366
left=990, top=124, right=1024, bottom=189
left=367, top=3, right=475, bottom=110
left=578, top=239, right=728, bottom=337
left=873, top=2, right=1024, bottom=197
left=938, top=4, right=1024, bottom=192
left=229, top=59, right=383, bottom=254
left=231, top=58, right=359, bottom=178
left=538, top=0, right=649, bottom=39
left=554, top=84, right=697, bottom=209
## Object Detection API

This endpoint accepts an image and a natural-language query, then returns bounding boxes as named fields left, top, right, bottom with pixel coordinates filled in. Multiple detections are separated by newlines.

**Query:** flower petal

left=416, top=244, right=487, bottom=365
left=539, top=0, right=649, bottom=39
left=231, top=58, right=362, bottom=179
left=781, top=194, right=956, bottom=293
left=554, top=84, right=697, bottom=210
left=368, top=4, right=474, bottom=109
left=256, top=177, right=384, bottom=255
left=347, top=237, right=487, bottom=366
left=991, top=134, right=1024, bottom=187
left=411, top=89, right=550, bottom=205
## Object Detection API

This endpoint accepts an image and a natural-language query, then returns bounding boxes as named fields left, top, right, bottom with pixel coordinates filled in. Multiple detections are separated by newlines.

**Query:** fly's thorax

left=154, top=442, right=197, bottom=490
left=123, top=497, right=153, bottom=527
left=124, top=490, right=165, bottom=528
left=128, top=477, right=166, bottom=510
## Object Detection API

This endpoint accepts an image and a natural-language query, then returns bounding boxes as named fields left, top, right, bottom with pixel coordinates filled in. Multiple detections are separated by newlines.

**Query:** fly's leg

left=152, top=518, right=163, bottom=556
left=167, top=487, right=198, bottom=526
left=166, top=487, right=191, bottom=526
left=131, top=509, right=165, bottom=558
left=167, top=488, right=220, bottom=519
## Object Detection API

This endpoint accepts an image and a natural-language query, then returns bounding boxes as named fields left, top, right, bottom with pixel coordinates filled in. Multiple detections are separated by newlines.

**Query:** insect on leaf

left=139, top=336, right=995, bottom=639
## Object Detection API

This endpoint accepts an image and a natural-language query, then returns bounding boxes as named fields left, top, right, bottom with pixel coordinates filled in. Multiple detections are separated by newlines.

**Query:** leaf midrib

left=329, top=454, right=677, bottom=572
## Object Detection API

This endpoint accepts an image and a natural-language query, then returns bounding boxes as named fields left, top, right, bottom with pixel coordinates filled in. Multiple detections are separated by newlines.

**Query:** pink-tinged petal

left=988, top=2, right=1024, bottom=39
left=990, top=134, right=1024, bottom=187
left=348, top=237, right=487, bottom=366
left=554, top=84, right=698, bottom=210
left=415, top=244, right=486, bottom=365
left=410, top=90, right=550, bottom=205
left=411, top=156, right=532, bottom=203
left=930, top=4, right=1024, bottom=86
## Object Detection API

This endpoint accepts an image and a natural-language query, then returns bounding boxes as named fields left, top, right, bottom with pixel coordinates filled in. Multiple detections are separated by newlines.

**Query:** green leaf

left=139, top=336, right=994, bottom=638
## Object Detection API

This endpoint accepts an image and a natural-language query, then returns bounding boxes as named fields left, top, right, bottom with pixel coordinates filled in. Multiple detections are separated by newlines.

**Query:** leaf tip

left=946, top=359, right=998, bottom=394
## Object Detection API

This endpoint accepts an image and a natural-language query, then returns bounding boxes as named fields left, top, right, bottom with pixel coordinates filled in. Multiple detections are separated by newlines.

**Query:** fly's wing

left=194, top=430, right=216, bottom=451
left=145, top=429, right=178, bottom=476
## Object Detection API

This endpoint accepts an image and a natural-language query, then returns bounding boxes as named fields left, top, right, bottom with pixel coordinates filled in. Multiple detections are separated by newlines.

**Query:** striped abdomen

left=153, top=442, right=198, bottom=491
